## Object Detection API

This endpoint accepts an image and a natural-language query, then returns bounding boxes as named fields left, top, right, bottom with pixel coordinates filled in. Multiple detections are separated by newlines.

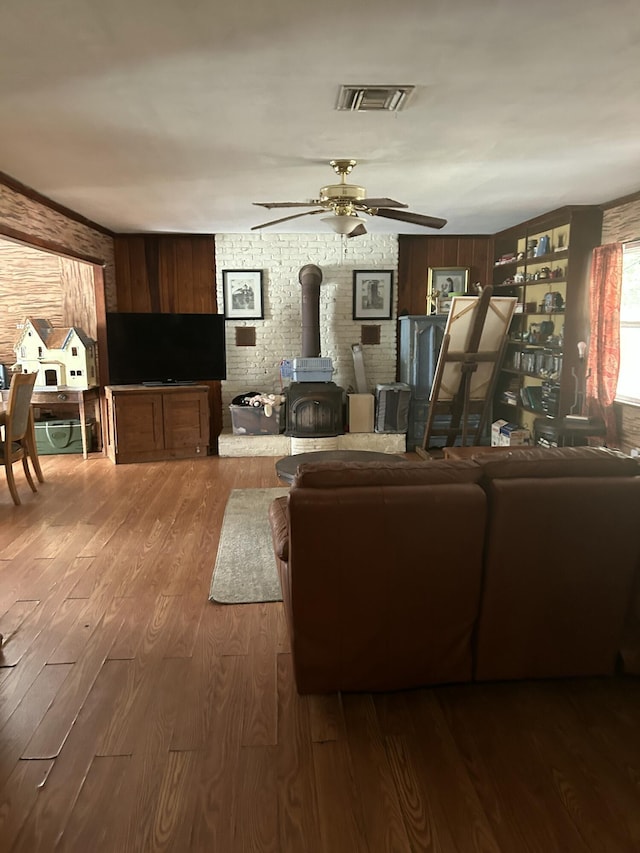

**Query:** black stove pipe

left=298, top=264, right=323, bottom=358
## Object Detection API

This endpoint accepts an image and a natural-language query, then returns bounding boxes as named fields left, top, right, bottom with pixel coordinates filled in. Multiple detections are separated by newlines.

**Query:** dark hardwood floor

left=1, top=453, right=640, bottom=852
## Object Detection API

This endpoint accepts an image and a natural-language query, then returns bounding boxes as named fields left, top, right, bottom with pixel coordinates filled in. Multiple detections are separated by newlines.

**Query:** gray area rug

left=209, top=487, right=289, bottom=604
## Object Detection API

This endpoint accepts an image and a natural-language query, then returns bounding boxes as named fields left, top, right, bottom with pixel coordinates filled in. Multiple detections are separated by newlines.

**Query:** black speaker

left=0, top=364, right=8, bottom=391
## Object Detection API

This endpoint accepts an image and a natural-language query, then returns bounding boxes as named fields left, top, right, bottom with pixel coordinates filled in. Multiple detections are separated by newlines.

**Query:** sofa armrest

left=268, top=496, right=289, bottom=562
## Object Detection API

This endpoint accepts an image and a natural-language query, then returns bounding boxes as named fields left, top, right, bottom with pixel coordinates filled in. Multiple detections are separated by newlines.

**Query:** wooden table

left=0, top=386, right=102, bottom=460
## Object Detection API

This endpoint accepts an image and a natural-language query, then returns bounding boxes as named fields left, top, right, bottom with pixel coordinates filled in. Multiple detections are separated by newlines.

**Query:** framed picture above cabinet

left=427, top=267, right=469, bottom=313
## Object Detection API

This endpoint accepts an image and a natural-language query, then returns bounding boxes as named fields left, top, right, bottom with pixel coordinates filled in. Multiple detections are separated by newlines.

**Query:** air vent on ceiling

left=336, top=85, right=415, bottom=112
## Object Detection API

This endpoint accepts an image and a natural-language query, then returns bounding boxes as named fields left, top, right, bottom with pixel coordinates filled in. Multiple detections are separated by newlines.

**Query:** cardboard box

left=347, top=393, right=374, bottom=433
left=499, top=423, right=530, bottom=446
left=491, top=418, right=509, bottom=446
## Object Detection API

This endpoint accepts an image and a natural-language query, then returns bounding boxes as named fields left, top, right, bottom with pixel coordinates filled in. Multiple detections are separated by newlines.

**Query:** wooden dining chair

left=1, top=371, right=39, bottom=505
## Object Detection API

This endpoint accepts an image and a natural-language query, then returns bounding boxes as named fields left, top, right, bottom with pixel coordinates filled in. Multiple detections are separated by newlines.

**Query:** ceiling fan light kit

left=321, top=213, right=366, bottom=235
left=252, top=159, right=447, bottom=236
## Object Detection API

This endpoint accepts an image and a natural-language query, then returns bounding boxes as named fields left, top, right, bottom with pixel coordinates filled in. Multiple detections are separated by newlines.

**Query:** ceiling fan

left=251, top=159, right=447, bottom=236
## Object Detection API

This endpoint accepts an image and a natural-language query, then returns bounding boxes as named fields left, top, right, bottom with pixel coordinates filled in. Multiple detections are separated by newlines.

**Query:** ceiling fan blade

left=251, top=209, right=323, bottom=230
left=359, top=198, right=408, bottom=209
left=348, top=223, right=368, bottom=238
left=374, top=208, right=447, bottom=229
left=253, top=201, right=320, bottom=209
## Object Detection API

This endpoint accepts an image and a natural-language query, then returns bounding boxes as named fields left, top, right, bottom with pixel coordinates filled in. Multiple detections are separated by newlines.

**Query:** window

left=71, top=346, right=78, bottom=356
left=616, top=243, right=640, bottom=404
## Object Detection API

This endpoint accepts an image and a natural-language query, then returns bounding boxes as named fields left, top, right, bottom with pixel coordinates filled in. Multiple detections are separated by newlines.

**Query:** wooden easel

left=415, top=286, right=516, bottom=458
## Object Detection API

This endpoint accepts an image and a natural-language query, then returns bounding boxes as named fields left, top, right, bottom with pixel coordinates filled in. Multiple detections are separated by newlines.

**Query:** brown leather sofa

left=269, top=447, right=640, bottom=694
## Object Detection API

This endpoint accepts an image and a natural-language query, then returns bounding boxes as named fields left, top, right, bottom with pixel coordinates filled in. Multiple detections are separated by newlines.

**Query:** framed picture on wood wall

left=352, top=270, right=394, bottom=320
left=223, top=270, right=264, bottom=320
left=427, top=267, right=470, bottom=314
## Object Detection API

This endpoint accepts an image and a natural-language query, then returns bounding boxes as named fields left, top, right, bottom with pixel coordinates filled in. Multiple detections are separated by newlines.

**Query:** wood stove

left=285, top=263, right=345, bottom=438
left=285, top=382, right=344, bottom=437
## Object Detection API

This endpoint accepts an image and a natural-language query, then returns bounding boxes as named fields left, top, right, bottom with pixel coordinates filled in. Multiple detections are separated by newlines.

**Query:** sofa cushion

left=291, top=458, right=482, bottom=489
left=476, top=445, right=639, bottom=481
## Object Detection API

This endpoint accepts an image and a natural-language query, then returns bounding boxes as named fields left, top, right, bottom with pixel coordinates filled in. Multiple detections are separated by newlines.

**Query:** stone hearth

left=217, top=431, right=406, bottom=458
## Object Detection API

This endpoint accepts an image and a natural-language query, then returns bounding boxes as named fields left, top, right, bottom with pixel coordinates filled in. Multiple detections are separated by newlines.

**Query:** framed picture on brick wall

left=223, top=270, right=264, bottom=320
left=352, top=270, right=393, bottom=320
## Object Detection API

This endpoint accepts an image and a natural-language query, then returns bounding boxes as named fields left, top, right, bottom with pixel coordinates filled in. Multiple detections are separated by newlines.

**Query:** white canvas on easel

left=434, top=295, right=517, bottom=402
left=418, top=289, right=517, bottom=453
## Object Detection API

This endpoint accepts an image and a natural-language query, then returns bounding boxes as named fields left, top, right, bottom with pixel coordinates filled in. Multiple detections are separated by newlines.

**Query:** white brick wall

left=215, top=233, right=399, bottom=429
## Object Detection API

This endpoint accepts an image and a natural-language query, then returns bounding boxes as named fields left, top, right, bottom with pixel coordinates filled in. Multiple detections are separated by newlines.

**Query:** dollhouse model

left=13, top=318, right=98, bottom=390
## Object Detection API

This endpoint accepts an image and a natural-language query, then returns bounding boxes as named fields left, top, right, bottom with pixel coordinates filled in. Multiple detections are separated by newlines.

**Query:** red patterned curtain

left=586, top=242, right=623, bottom=444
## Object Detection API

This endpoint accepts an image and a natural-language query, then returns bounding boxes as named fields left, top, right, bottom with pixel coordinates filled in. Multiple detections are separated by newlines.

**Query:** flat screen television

left=106, top=312, right=226, bottom=385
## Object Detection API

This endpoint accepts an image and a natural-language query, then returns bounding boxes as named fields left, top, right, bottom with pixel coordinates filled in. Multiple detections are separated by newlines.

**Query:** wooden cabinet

left=105, top=384, right=210, bottom=463
left=492, top=206, right=602, bottom=437
left=398, top=315, right=447, bottom=450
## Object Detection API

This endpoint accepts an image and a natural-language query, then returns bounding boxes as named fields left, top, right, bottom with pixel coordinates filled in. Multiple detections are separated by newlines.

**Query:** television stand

left=141, top=380, right=198, bottom=387
left=105, top=384, right=210, bottom=463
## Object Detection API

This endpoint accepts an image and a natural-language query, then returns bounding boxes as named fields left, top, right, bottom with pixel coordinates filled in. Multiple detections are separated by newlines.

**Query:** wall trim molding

left=600, top=186, right=640, bottom=211
left=0, top=170, right=114, bottom=237
left=0, top=224, right=107, bottom=267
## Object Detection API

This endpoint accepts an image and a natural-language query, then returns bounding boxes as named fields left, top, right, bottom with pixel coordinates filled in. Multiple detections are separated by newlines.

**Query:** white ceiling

left=1, top=0, right=639, bottom=237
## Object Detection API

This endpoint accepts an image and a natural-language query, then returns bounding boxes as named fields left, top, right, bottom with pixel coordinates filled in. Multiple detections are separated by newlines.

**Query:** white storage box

left=491, top=418, right=509, bottom=446
left=499, top=423, right=530, bottom=446
left=292, top=357, right=333, bottom=382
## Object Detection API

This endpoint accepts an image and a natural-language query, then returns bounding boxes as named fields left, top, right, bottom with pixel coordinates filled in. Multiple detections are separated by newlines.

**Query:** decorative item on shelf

left=427, top=266, right=470, bottom=312
left=539, top=320, right=555, bottom=341
left=527, top=323, right=541, bottom=344
left=514, top=272, right=525, bottom=283
left=552, top=267, right=564, bottom=279
left=534, top=267, right=552, bottom=280
left=535, top=235, right=551, bottom=256
left=517, top=251, right=525, bottom=261
left=543, top=291, right=564, bottom=313
left=435, top=296, right=453, bottom=314
left=527, top=239, right=538, bottom=258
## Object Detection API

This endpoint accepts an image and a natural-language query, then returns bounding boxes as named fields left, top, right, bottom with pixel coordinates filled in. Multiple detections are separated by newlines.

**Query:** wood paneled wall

left=114, top=235, right=216, bottom=313
left=397, top=235, right=493, bottom=316
left=0, top=238, right=98, bottom=366
left=113, top=234, right=222, bottom=446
